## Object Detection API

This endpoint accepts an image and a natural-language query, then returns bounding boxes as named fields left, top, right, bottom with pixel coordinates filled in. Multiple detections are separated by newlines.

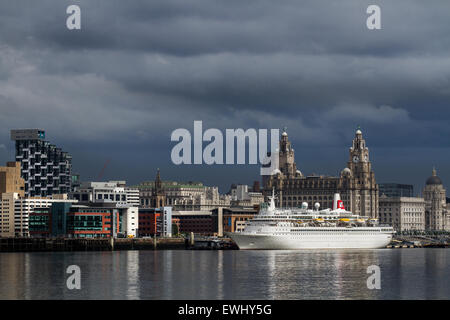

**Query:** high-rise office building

left=11, top=129, right=72, bottom=197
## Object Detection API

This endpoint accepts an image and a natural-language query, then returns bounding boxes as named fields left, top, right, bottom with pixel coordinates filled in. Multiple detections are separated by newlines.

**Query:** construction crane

left=97, top=159, right=110, bottom=180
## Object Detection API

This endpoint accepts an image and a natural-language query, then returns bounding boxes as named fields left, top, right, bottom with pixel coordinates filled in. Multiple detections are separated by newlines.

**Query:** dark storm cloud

left=0, top=0, right=450, bottom=190
left=4, top=1, right=450, bottom=56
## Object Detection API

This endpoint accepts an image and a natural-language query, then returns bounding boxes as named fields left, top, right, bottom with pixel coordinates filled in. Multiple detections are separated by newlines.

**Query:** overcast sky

left=1, top=0, right=450, bottom=193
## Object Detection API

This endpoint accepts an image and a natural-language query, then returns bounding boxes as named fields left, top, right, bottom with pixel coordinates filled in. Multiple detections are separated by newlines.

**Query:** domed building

left=263, top=128, right=379, bottom=218
left=341, top=167, right=352, bottom=177
left=425, top=169, right=443, bottom=186
left=422, top=168, right=449, bottom=231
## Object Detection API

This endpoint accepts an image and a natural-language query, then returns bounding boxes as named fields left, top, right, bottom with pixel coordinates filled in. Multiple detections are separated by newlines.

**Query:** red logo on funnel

left=337, top=200, right=345, bottom=210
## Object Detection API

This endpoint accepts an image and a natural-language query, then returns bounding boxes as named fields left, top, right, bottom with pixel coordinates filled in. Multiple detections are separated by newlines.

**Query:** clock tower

left=348, top=128, right=371, bottom=175
left=342, top=128, right=378, bottom=218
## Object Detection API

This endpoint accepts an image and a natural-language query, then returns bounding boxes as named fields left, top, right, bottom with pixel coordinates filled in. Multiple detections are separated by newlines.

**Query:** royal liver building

left=263, top=128, right=379, bottom=218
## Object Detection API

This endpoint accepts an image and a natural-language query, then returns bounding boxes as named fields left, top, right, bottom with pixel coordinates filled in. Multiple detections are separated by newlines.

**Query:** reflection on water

left=0, top=249, right=448, bottom=299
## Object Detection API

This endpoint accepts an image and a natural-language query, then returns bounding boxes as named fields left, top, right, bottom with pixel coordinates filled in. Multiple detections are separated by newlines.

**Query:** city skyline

left=0, top=126, right=446, bottom=196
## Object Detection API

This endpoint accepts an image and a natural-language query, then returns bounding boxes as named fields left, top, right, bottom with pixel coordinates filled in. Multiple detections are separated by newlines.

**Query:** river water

left=0, top=249, right=448, bottom=299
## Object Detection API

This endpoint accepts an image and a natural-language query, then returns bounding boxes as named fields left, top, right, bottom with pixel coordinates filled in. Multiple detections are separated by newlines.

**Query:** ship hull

left=226, top=232, right=393, bottom=249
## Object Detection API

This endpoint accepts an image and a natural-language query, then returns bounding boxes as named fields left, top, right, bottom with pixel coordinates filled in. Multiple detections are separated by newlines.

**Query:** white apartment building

left=70, top=181, right=140, bottom=207
left=160, top=206, right=172, bottom=237
left=379, top=196, right=426, bottom=232
left=121, top=206, right=138, bottom=238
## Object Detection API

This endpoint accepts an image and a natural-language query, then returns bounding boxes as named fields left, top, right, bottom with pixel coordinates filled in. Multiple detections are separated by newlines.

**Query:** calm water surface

left=0, top=249, right=448, bottom=299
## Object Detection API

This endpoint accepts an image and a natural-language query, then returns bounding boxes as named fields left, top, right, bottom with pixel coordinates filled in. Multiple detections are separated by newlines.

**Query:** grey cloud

left=0, top=0, right=450, bottom=191
left=325, top=104, right=410, bottom=124
left=1, top=0, right=450, bottom=57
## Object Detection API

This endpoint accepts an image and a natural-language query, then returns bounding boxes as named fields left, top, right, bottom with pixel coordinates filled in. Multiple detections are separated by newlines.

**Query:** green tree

left=172, top=223, right=179, bottom=237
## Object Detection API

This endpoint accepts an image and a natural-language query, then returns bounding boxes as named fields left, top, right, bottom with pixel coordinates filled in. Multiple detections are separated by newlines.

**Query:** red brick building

left=138, top=208, right=160, bottom=236
left=172, top=211, right=213, bottom=235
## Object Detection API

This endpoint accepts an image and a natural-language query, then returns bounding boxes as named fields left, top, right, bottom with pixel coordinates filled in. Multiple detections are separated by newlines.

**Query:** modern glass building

left=379, top=183, right=414, bottom=198
left=29, top=203, right=138, bottom=238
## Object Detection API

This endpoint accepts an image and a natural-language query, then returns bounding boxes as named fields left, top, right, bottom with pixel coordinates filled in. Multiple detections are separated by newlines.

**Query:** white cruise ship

left=226, top=190, right=394, bottom=249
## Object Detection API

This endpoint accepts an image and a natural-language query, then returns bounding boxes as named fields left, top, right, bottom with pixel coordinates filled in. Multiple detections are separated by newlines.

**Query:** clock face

left=353, top=155, right=359, bottom=163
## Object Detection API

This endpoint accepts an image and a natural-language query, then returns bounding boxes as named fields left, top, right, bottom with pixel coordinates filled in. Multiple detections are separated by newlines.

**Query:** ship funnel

left=332, top=193, right=345, bottom=210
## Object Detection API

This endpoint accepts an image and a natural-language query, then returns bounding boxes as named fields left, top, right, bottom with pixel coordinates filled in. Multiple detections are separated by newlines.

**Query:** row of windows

left=264, top=231, right=387, bottom=236
left=68, top=215, right=103, bottom=221
left=68, top=226, right=104, bottom=231
left=96, top=194, right=127, bottom=201
left=75, top=209, right=110, bottom=213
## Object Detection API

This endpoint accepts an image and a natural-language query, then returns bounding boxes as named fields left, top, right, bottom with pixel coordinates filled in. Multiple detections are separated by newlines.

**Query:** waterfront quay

left=388, top=234, right=450, bottom=248
left=1, top=234, right=449, bottom=252
left=0, top=236, right=238, bottom=252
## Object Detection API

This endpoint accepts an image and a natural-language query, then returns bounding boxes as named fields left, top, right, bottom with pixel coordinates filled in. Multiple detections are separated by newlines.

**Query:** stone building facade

left=137, top=170, right=230, bottom=211
left=379, top=196, right=425, bottom=232
left=0, top=162, right=25, bottom=197
left=263, top=128, right=379, bottom=218
left=422, top=168, right=449, bottom=231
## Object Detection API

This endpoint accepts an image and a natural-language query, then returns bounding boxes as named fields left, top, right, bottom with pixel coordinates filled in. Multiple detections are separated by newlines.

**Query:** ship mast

left=268, top=188, right=276, bottom=212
